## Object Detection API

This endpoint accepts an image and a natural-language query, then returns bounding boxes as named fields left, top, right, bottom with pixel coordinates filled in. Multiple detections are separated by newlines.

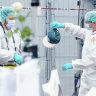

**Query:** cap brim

left=42, top=36, right=56, bottom=48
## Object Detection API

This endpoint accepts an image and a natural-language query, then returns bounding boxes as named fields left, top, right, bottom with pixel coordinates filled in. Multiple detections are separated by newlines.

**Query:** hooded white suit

left=64, top=23, right=96, bottom=96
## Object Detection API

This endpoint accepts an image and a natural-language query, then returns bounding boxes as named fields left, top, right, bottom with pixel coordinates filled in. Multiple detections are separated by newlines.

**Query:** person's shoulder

left=83, top=28, right=92, bottom=36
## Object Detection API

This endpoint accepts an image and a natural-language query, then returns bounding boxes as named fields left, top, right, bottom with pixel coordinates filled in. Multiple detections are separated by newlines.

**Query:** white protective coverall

left=64, top=23, right=96, bottom=96
left=0, top=25, right=21, bottom=65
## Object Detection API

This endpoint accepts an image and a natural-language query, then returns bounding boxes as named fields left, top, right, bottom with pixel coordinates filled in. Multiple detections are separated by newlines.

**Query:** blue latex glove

left=14, top=53, right=23, bottom=64
left=62, top=63, right=73, bottom=71
left=50, top=22, right=64, bottom=29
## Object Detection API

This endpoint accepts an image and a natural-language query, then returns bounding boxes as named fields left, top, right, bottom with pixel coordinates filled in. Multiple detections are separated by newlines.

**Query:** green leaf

left=14, top=28, right=19, bottom=33
left=18, top=15, right=26, bottom=22
left=5, top=31, right=12, bottom=37
left=21, top=26, right=31, bottom=39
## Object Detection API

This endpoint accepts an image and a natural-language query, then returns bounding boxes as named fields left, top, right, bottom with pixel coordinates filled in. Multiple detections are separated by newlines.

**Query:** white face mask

left=85, top=24, right=93, bottom=31
left=6, top=20, right=15, bottom=30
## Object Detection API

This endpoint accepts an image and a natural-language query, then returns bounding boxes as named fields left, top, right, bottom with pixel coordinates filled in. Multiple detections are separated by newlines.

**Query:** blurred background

left=0, top=0, right=96, bottom=96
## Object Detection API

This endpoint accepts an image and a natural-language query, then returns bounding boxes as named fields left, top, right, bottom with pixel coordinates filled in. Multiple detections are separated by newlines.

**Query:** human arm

left=50, top=22, right=88, bottom=40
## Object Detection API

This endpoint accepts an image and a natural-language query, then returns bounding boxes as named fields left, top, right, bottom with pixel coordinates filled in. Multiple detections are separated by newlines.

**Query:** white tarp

left=0, top=59, right=40, bottom=96
left=42, top=69, right=62, bottom=96
left=86, top=87, right=96, bottom=96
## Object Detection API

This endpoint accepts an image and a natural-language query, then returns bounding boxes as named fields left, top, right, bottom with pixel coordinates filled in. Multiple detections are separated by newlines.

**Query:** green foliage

left=5, top=11, right=33, bottom=41
left=18, top=11, right=31, bottom=22
left=14, top=28, right=19, bottom=33
left=18, top=11, right=33, bottom=39
left=5, top=28, right=19, bottom=38
left=5, top=31, right=12, bottom=37
left=21, top=26, right=31, bottom=39
left=18, top=15, right=26, bottom=22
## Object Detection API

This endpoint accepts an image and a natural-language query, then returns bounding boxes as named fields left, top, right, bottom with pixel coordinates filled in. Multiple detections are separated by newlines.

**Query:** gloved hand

left=61, top=63, right=73, bottom=71
left=50, top=22, right=65, bottom=29
left=14, top=53, right=23, bottom=64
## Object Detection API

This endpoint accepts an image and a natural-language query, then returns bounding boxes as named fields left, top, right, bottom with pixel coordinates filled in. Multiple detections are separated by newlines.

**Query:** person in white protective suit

left=0, top=7, right=23, bottom=69
left=49, top=11, right=96, bottom=96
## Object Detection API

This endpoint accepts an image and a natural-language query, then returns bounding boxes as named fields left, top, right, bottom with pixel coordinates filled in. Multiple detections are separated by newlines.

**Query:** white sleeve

left=0, top=40, right=15, bottom=64
left=64, top=23, right=88, bottom=40
left=72, top=49, right=96, bottom=70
